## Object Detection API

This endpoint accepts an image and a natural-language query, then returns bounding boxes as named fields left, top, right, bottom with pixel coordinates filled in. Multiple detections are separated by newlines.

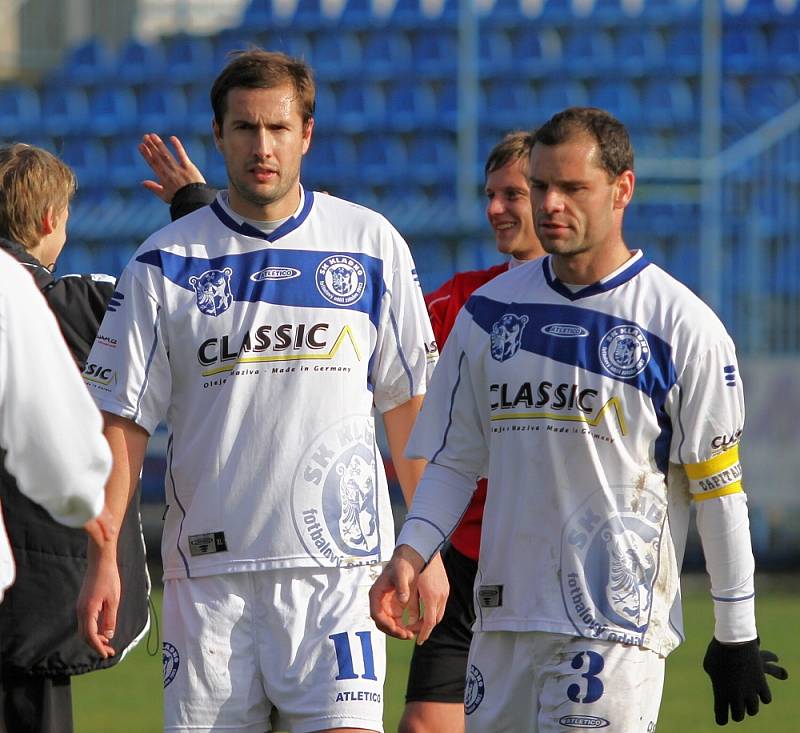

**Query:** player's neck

left=227, top=184, right=302, bottom=223
left=551, top=241, right=633, bottom=286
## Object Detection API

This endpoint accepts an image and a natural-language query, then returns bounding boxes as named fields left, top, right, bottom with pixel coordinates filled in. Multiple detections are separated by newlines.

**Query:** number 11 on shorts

left=329, top=631, right=378, bottom=681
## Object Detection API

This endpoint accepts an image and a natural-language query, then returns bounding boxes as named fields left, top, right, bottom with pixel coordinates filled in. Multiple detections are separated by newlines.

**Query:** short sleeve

left=83, top=260, right=172, bottom=435
left=370, top=228, right=438, bottom=413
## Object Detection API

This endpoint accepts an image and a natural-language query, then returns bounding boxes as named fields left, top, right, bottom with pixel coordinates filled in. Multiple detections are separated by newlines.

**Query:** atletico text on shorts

left=402, top=252, right=749, bottom=656
left=83, top=188, right=436, bottom=581
left=161, top=567, right=386, bottom=733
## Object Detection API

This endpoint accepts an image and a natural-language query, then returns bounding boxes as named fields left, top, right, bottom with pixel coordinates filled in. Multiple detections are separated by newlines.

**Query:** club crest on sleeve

left=189, top=267, right=234, bottom=316
left=464, top=664, right=485, bottom=714
left=598, top=325, right=650, bottom=378
left=490, top=313, right=529, bottom=362
left=316, top=255, right=366, bottom=306
left=163, top=641, right=180, bottom=688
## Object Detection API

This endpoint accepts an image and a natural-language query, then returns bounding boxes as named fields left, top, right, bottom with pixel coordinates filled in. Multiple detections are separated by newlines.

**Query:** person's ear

left=213, top=119, right=223, bottom=152
left=41, top=206, right=56, bottom=236
left=614, top=170, right=635, bottom=210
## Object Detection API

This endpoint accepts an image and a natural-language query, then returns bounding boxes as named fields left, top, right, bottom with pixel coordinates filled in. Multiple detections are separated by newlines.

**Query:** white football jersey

left=404, top=252, right=747, bottom=656
left=84, top=189, right=437, bottom=580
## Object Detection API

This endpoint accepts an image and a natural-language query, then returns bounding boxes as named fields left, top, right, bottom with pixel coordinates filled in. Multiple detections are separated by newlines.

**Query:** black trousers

left=0, top=674, right=72, bottom=733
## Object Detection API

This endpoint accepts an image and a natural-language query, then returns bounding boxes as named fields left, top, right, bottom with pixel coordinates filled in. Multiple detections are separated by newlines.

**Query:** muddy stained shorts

left=464, top=630, right=664, bottom=733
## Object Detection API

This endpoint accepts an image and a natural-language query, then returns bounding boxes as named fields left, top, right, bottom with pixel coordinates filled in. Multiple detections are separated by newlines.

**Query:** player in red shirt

left=399, top=131, right=546, bottom=733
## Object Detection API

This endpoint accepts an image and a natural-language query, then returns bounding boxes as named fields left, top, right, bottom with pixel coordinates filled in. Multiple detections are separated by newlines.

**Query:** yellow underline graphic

left=201, top=325, right=363, bottom=377
left=490, top=397, right=628, bottom=435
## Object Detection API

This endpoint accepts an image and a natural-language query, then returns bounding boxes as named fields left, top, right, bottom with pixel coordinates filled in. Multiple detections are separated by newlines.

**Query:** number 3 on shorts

left=329, top=631, right=378, bottom=681
left=567, top=650, right=605, bottom=704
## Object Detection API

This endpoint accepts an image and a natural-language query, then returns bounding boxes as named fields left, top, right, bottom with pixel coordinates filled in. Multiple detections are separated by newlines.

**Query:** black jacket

left=0, top=240, right=149, bottom=678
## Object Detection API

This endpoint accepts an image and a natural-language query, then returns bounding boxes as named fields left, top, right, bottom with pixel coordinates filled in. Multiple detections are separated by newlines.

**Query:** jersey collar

left=542, top=250, right=649, bottom=300
left=210, top=185, right=315, bottom=243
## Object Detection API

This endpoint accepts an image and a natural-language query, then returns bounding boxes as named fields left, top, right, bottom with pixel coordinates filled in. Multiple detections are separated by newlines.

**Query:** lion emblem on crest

left=490, top=313, right=529, bottom=362
left=336, top=453, right=378, bottom=553
left=189, top=267, right=234, bottom=316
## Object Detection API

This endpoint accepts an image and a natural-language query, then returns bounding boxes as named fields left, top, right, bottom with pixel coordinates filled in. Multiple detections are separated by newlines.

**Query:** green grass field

left=74, top=576, right=799, bottom=732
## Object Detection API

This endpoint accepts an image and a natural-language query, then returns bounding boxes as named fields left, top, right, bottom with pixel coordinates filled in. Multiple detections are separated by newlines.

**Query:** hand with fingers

left=139, top=133, right=205, bottom=203
left=414, top=551, right=449, bottom=645
left=703, top=637, right=789, bottom=725
left=369, top=544, right=427, bottom=641
left=77, top=543, right=121, bottom=659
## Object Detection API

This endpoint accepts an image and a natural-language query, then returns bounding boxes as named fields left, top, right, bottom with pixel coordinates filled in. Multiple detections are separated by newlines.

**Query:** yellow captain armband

left=684, top=444, right=744, bottom=502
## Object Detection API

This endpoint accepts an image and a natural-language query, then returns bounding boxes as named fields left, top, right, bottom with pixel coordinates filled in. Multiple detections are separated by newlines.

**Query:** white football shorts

left=464, top=630, right=664, bottom=733
left=162, top=565, right=385, bottom=733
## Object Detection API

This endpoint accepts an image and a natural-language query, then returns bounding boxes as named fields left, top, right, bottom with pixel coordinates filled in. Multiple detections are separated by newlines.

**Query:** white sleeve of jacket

left=0, top=254, right=109, bottom=528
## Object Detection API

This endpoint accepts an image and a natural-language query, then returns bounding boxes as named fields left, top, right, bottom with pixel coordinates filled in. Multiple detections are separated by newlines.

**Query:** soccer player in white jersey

left=77, top=49, right=447, bottom=733
left=371, top=107, right=788, bottom=731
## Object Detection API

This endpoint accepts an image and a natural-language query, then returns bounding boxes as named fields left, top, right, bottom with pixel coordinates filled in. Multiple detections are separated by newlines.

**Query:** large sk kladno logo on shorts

left=316, top=255, right=367, bottom=306
left=163, top=642, right=180, bottom=688
left=293, top=415, right=380, bottom=567
left=464, top=664, right=485, bottom=715
left=561, top=486, right=665, bottom=646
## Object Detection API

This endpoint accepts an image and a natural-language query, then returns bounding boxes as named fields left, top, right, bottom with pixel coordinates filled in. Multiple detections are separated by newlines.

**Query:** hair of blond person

left=484, top=130, right=535, bottom=180
left=210, top=48, right=316, bottom=131
left=0, top=143, right=76, bottom=251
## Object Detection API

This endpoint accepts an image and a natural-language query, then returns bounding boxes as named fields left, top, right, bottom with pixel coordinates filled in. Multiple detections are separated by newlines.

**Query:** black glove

left=703, top=637, right=788, bottom=725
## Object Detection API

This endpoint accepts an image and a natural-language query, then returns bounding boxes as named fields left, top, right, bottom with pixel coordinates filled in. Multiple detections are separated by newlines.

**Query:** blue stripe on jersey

left=135, top=247, right=387, bottom=327
left=465, top=297, right=677, bottom=473
left=542, top=255, right=651, bottom=300
left=209, top=189, right=315, bottom=242
left=431, top=351, right=468, bottom=465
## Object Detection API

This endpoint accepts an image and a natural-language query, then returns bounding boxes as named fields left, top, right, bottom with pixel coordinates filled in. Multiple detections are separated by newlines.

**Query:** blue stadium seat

left=51, top=38, right=114, bottom=87
left=202, top=137, right=228, bottom=188
left=614, top=27, right=666, bottom=77
left=664, top=25, right=702, bottom=75
left=240, top=0, right=277, bottom=31
left=88, top=87, right=138, bottom=137
left=408, top=135, right=457, bottom=185
left=212, top=29, right=262, bottom=70
left=508, top=27, right=562, bottom=78
left=641, top=78, right=697, bottom=128
left=358, top=134, right=408, bottom=186
left=304, top=134, right=357, bottom=184
left=107, top=136, right=153, bottom=190
left=138, top=85, right=188, bottom=136
left=163, top=34, right=215, bottom=84
left=185, top=84, right=214, bottom=136
left=746, top=77, right=798, bottom=124
left=434, top=80, right=459, bottom=132
left=388, top=0, right=425, bottom=29
left=478, top=29, right=514, bottom=78
left=0, top=86, right=40, bottom=138
left=537, top=0, right=577, bottom=28
left=338, top=0, right=377, bottom=30
left=311, top=33, right=362, bottom=81
left=481, top=80, right=538, bottom=133
left=772, top=27, right=800, bottom=74
left=385, top=80, right=436, bottom=131
left=337, top=82, right=385, bottom=133
left=412, top=30, right=458, bottom=79
left=482, top=0, right=525, bottom=28
left=537, top=80, right=589, bottom=116
left=723, top=27, right=769, bottom=74
left=588, top=81, right=642, bottom=126
left=724, top=0, right=780, bottom=26
left=361, top=30, right=413, bottom=80
left=265, top=31, right=312, bottom=62
left=561, top=28, right=615, bottom=77
left=115, top=38, right=165, bottom=85
left=636, top=0, right=701, bottom=28
left=60, top=138, right=108, bottom=190
left=312, top=82, right=337, bottom=128
left=39, top=86, right=91, bottom=137
left=291, top=0, right=327, bottom=30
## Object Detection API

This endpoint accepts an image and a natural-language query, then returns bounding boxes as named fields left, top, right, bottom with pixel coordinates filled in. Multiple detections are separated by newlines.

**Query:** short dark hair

left=484, top=131, right=535, bottom=179
left=210, top=49, right=316, bottom=130
left=533, top=107, right=634, bottom=179
left=0, top=143, right=76, bottom=250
